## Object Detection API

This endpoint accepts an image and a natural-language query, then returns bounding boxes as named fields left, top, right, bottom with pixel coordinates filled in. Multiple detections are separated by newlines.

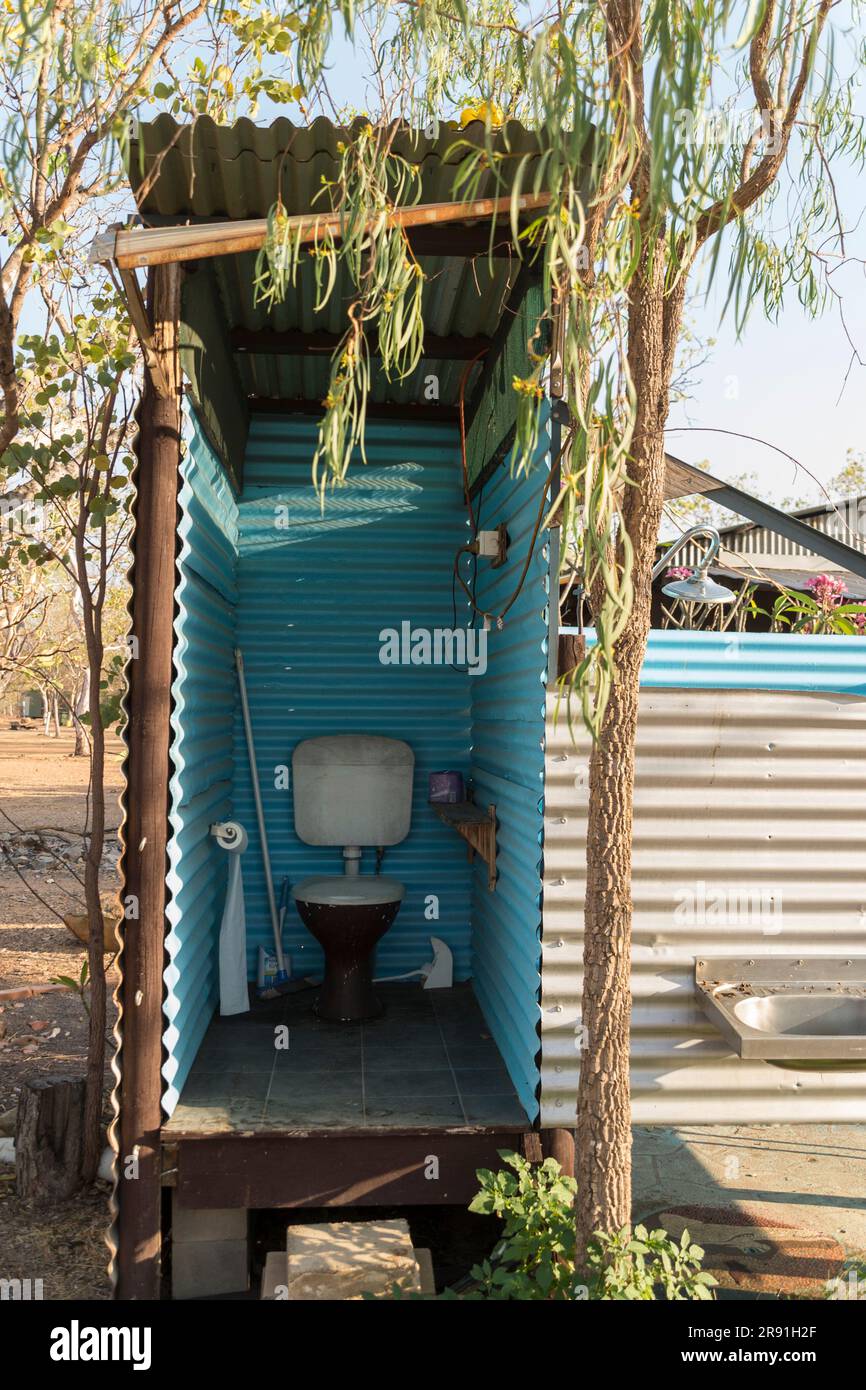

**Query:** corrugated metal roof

left=541, top=631, right=866, bottom=1126
left=125, top=116, right=546, bottom=408
left=128, top=115, right=548, bottom=220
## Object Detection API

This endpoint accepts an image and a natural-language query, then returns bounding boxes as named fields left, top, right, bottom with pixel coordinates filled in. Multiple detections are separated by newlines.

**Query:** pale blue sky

left=666, top=173, right=865, bottom=505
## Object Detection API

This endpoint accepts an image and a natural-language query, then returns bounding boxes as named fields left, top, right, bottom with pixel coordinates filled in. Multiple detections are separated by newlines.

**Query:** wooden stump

left=15, top=1076, right=86, bottom=1202
left=557, top=631, right=586, bottom=680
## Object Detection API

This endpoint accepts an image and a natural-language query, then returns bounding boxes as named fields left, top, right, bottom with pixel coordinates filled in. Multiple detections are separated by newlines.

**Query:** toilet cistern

left=291, top=734, right=414, bottom=1022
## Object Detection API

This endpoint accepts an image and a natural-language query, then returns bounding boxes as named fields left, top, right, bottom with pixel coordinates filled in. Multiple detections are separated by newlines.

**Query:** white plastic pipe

left=234, top=648, right=286, bottom=975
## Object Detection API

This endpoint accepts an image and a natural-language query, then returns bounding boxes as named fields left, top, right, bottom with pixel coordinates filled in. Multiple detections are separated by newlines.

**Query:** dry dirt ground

left=0, top=725, right=125, bottom=1300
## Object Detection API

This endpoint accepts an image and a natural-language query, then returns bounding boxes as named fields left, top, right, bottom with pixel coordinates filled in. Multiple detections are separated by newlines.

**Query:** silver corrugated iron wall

left=164, top=409, right=239, bottom=1114
left=233, top=416, right=476, bottom=981
left=541, top=630, right=866, bottom=1126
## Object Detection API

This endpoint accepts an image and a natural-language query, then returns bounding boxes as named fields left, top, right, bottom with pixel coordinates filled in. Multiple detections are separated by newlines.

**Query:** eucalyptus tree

left=251, top=0, right=865, bottom=1262
left=0, top=0, right=308, bottom=1183
left=0, top=0, right=307, bottom=464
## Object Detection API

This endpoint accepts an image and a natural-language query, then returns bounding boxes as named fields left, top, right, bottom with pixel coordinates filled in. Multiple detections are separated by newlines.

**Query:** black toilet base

left=295, top=898, right=400, bottom=1024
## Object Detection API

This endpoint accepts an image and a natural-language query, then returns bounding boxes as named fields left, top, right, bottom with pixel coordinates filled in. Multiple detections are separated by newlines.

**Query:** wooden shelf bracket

left=430, top=801, right=497, bottom=891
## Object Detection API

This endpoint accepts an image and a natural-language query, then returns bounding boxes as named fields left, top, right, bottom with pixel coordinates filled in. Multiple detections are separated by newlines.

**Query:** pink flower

left=665, top=566, right=693, bottom=581
left=805, top=573, right=847, bottom=610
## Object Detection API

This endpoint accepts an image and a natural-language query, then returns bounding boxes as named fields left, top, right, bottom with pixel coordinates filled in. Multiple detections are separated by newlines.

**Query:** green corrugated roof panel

left=127, top=115, right=549, bottom=219
left=125, top=115, right=550, bottom=433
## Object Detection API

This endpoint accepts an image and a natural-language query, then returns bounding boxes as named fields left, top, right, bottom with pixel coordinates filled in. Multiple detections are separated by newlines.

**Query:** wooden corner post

left=116, top=263, right=182, bottom=1299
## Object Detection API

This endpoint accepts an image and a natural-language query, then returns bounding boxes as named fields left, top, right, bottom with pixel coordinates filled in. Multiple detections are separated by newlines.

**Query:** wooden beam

left=116, top=262, right=182, bottom=1300
left=231, top=327, right=494, bottom=361
left=248, top=397, right=458, bottom=423
left=663, top=452, right=727, bottom=501
left=138, top=214, right=545, bottom=261
left=90, top=193, right=551, bottom=271
left=171, top=1130, right=528, bottom=1208
left=117, top=267, right=170, bottom=399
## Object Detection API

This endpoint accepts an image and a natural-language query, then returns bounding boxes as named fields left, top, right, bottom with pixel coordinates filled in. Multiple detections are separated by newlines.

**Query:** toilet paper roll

left=212, top=820, right=248, bottom=855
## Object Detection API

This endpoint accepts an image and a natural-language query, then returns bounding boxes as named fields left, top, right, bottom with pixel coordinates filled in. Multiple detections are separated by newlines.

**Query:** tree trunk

left=72, top=669, right=89, bottom=757
left=15, top=1076, right=86, bottom=1202
left=575, top=233, right=678, bottom=1258
left=51, top=691, right=61, bottom=737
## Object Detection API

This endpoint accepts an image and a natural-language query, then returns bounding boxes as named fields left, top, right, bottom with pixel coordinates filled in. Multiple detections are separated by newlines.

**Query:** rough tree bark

left=16, top=1076, right=86, bottom=1202
left=576, top=235, right=677, bottom=1251
left=574, top=0, right=833, bottom=1262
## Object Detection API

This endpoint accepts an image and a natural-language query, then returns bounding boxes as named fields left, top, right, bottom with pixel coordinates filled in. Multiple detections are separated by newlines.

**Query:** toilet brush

left=235, top=647, right=291, bottom=993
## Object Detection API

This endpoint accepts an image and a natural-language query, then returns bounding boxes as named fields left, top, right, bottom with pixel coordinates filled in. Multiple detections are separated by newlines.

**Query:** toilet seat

left=292, top=875, right=405, bottom=908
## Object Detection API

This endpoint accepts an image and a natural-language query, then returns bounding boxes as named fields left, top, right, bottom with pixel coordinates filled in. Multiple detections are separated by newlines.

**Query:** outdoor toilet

left=100, top=114, right=866, bottom=1298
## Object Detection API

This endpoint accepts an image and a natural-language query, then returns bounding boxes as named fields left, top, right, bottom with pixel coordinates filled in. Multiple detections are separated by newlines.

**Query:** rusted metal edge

left=89, top=193, right=551, bottom=270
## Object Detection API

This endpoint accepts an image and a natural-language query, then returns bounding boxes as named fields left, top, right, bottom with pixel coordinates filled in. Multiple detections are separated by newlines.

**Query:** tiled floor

left=163, top=982, right=528, bottom=1136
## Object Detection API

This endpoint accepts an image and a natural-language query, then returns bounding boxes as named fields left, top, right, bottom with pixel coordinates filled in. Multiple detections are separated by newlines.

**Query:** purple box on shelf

left=428, top=771, right=465, bottom=804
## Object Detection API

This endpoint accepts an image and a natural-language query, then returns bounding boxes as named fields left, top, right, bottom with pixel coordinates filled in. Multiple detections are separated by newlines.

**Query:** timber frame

left=116, top=262, right=182, bottom=1300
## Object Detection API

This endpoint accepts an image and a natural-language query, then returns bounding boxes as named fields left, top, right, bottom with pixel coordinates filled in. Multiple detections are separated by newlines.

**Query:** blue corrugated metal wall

left=233, top=416, right=475, bottom=980
left=638, top=628, right=866, bottom=692
left=469, top=415, right=551, bottom=1122
left=164, top=408, right=238, bottom=1115
left=565, top=627, right=866, bottom=693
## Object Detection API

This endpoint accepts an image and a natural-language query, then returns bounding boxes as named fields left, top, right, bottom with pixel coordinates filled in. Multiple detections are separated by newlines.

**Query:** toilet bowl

left=291, top=735, right=414, bottom=1023
left=293, top=876, right=405, bottom=1021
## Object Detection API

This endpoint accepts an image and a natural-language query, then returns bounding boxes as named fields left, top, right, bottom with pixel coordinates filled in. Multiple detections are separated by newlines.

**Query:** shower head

left=661, top=568, right=735, bottom=605
left=653, top=526, right=735, bottom=606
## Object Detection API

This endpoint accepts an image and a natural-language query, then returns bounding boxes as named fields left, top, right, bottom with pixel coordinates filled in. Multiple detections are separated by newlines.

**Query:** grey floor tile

left=264, top=1098, right=366, bottom=1129
left=267, top=1069, right=361, bottom=1103
left=462, top=1094, right=528, bottom=1126
left=364, top=1097, right=466, bottom=1126
left=365, top=1069, right=459, bottom=1102
left=364, top=1043, right=450, bottom=1071
left=454, top=1068, right=518, bottom=1095
left=194, top=1048, right=277, bottom=1075
left=444, top=1044, right=512, bottom=1070
left=181, top=1070, right=271, bottom=1106
left=362, top=1024, right=442, bottom=1049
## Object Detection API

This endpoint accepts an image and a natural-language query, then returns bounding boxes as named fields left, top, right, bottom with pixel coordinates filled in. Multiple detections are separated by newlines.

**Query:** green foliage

left=460, top=1150, right=716, bottom=1301
left=585, top=1223, right=717, bottom=1301
left=52, top=956, right=91, bottom=1018
left=468, top=1151, right=579, bottom=1299
left=256, top=119, right=427, bottom=493
left=772, top=587, right=866, bottom=637
left=253, top=1, right=863, bottom=741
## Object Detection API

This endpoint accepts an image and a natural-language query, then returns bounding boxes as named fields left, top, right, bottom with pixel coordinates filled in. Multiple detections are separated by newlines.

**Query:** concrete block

left=285, top=1218, right=421, bottom=1301
left=172, top=1200, right=248, bottom=1244
left=172, top=1238, right=249, bottom=1300
left=414, top=1247, right=436, bottom=1296
left=261, top=1251, right=289, bottom=1300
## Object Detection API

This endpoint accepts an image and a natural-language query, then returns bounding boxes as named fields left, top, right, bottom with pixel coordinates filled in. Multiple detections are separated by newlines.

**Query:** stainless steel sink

left=696, top=958, right=866, bottom=1061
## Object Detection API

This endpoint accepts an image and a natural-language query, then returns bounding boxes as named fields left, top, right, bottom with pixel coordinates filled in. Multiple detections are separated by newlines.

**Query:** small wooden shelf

left=430, top=800, right=497, bottom=891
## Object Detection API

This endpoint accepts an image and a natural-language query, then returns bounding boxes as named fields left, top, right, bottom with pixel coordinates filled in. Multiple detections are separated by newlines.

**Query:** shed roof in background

left=660, top=489, right=866, bottom=597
